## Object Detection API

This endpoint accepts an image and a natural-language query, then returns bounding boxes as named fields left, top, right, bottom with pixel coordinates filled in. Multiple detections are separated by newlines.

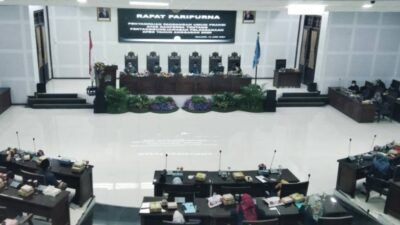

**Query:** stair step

left=278, top=96, right=328, bottom=103
left=28, top=98, right=86, bottom=105
left=277, top=102, right=327, bottom=107
left=281, top=92, right=321, bottom=97
left=31, top=103, right=93, bottom=109
left=36, top=93, right=78, bottom=99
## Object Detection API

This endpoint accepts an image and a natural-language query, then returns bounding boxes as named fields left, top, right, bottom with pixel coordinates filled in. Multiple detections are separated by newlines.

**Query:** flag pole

left=89, top=30, right=93, bottom=87
left=255, top=32, right=260, bottom=85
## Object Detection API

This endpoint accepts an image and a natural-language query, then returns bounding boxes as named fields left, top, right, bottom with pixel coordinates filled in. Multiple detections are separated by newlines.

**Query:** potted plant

left=105, top=86, right=129, bottom=114
left=211, top=92, right=238, bottom=112
left=127, top=95, right=151, bottom=113
left=150, top=96, right=178, bottom=113
left=236, top=84, right=266, bottom=112
left=183, top=96, right=212, bottom=113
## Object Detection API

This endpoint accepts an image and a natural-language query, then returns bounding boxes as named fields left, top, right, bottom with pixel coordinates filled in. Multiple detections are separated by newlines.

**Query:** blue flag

left=253, top=35, right=261, bottom=69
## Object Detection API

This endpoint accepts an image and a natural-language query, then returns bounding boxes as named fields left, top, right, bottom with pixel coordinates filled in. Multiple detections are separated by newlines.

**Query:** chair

left=393, top=165, right=400, bottom=182
left=209, top=52, right=222, bottom=73
left=168, top=52, right=181, bottom=73
left=364, top=173, right=389, bottom=202
left=220, top=185, right=252, bottom=195
left=227, top=52, right=241, bottom=72
left=162, top=219, right=201, bottom=225
left=0, top=166, right=8, bottom=173
left=243, top=218, right=279, bottom=225
left=189, top=51, right=202, bottom=74
left=280, top=181, right=309, bottom=198
left=318, top=215, right=353, bottom=225
left=20, top=169, right=46, bottom=185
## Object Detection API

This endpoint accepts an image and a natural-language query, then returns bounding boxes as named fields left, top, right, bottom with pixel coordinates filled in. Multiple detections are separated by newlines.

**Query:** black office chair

left=20, top=169, right=46, bottom=185
left=220, top=185, right=252, bottom=195
left=393, top=165, right=400, bottom=182
left=280, top=181, right=309, bottom=198
left=0, top=166, right=8, bottom=173
left=364, top=173, right=389, bottom=202
left=162, top=219, right=201, bottom=225
left=243, top=218, right=279, bottom=225
left=318, top=215, right=353, bottom=225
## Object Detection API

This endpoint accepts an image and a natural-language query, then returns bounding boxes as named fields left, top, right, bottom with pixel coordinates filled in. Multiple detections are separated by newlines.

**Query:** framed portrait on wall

left=243, top=11, right=256, bottom=23
left=97, top=7, right=111, bottom=21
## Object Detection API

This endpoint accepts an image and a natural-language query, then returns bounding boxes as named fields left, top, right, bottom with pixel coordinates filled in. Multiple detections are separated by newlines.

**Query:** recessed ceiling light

left=287, top=4, right=326, bottom=15
left=77, top=0, right=87, bottom=3
left=129, top=1, right=169, bottom=7
left=362, top=4, right=373, bottom=8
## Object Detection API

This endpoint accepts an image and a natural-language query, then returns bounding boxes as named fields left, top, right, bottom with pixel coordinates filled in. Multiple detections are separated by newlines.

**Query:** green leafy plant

left=127, top=95, right=151, bottom=113
left=212, top=92, right=237, bottom=112
left=236, top=84, right=266, bottom=112
left=105, top=86, right=129, bottom=113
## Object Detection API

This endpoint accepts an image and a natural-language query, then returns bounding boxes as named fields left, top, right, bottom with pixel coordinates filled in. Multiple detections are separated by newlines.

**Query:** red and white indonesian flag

left=89, top=31, right=94, bottom=82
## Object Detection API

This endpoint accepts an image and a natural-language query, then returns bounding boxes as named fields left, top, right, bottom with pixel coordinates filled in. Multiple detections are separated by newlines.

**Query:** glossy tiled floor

left=0, top=106, right=399, bottom=208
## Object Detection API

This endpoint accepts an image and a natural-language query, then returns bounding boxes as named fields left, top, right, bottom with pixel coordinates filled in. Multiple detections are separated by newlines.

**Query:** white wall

left=48, top=7, right=300, bottom=78
left=315, top=12, right=400, bottom=93
left=0, top=5, right=37, bottom=103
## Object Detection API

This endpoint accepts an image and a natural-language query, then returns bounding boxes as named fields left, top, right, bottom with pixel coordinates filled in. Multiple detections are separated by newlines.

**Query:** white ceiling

left=1, top=0, right=400, bottom=11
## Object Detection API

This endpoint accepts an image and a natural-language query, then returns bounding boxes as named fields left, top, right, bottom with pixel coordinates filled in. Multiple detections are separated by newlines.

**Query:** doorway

left=34, top=10, right=50, bottom=84
left=299, top=15, right=321, bottom=85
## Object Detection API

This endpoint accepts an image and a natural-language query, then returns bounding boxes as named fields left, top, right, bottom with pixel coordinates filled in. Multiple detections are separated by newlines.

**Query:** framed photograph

left=97, top=7, right=111, bottom=22
left=243, top=11, right=256, bottom=24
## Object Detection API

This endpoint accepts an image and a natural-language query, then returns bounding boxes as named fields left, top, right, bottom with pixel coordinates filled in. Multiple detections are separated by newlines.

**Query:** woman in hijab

left=231, top=193, right=258, bottom=225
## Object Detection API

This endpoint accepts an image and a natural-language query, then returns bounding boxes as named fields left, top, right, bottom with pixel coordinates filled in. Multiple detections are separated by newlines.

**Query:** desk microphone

left=308, top=174, right=311, bottom=181
left=32, top=138, right=36, bottom=152
left=165, top=153, right=168, bottom=170
left=218, top=150, right=222, bottom=172
left=370, top=135, right=377, bottom=151
left=16, top=131, right=21, bottom=150
left=269, top=149, right=277, bottom=171
left=347, top=138, right=356, bottom=162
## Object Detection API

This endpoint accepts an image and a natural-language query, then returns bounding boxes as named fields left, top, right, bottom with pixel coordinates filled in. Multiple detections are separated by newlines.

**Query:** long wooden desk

left=0, top=151, right=93, bottom=206
left=273, top=70, right=302, bottom=88
left=140, top=196, right=299, bottom=225
left=336, top=153, right=400, bottom=198
left=153, top=170, right=300, bottom=198
left=140, top=195, right=348, bottom=225
left=120, top=75, right=252, bottom=95
left=0, top=186, right=70, bottom=225
left=385, top=181, right=400, bottom=219
left=328, top=87, right=376, bottom=123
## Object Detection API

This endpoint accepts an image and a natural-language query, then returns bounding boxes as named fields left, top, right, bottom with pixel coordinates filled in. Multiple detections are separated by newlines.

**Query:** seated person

left=171, top=63, right=181, bottom=75
left=153, top=62, right=162, bottom=74
left=233, top=63, right=242, bottom=76
left=213, top=62, right=224, bottom=75
left=190, top=63, right=200, bottom=75
left=387, top=84, right=400, bottom=98
left=39, top=159, right=66, bottom=189
left=231, top=193, right=263, bottom=225
left=124, top=62, right=137, bottom=75
left=348, top=80, right=360, bottom=94
left=375, top=79, right=387, bottom=93
left=370, top=153, right=392, bottom=180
